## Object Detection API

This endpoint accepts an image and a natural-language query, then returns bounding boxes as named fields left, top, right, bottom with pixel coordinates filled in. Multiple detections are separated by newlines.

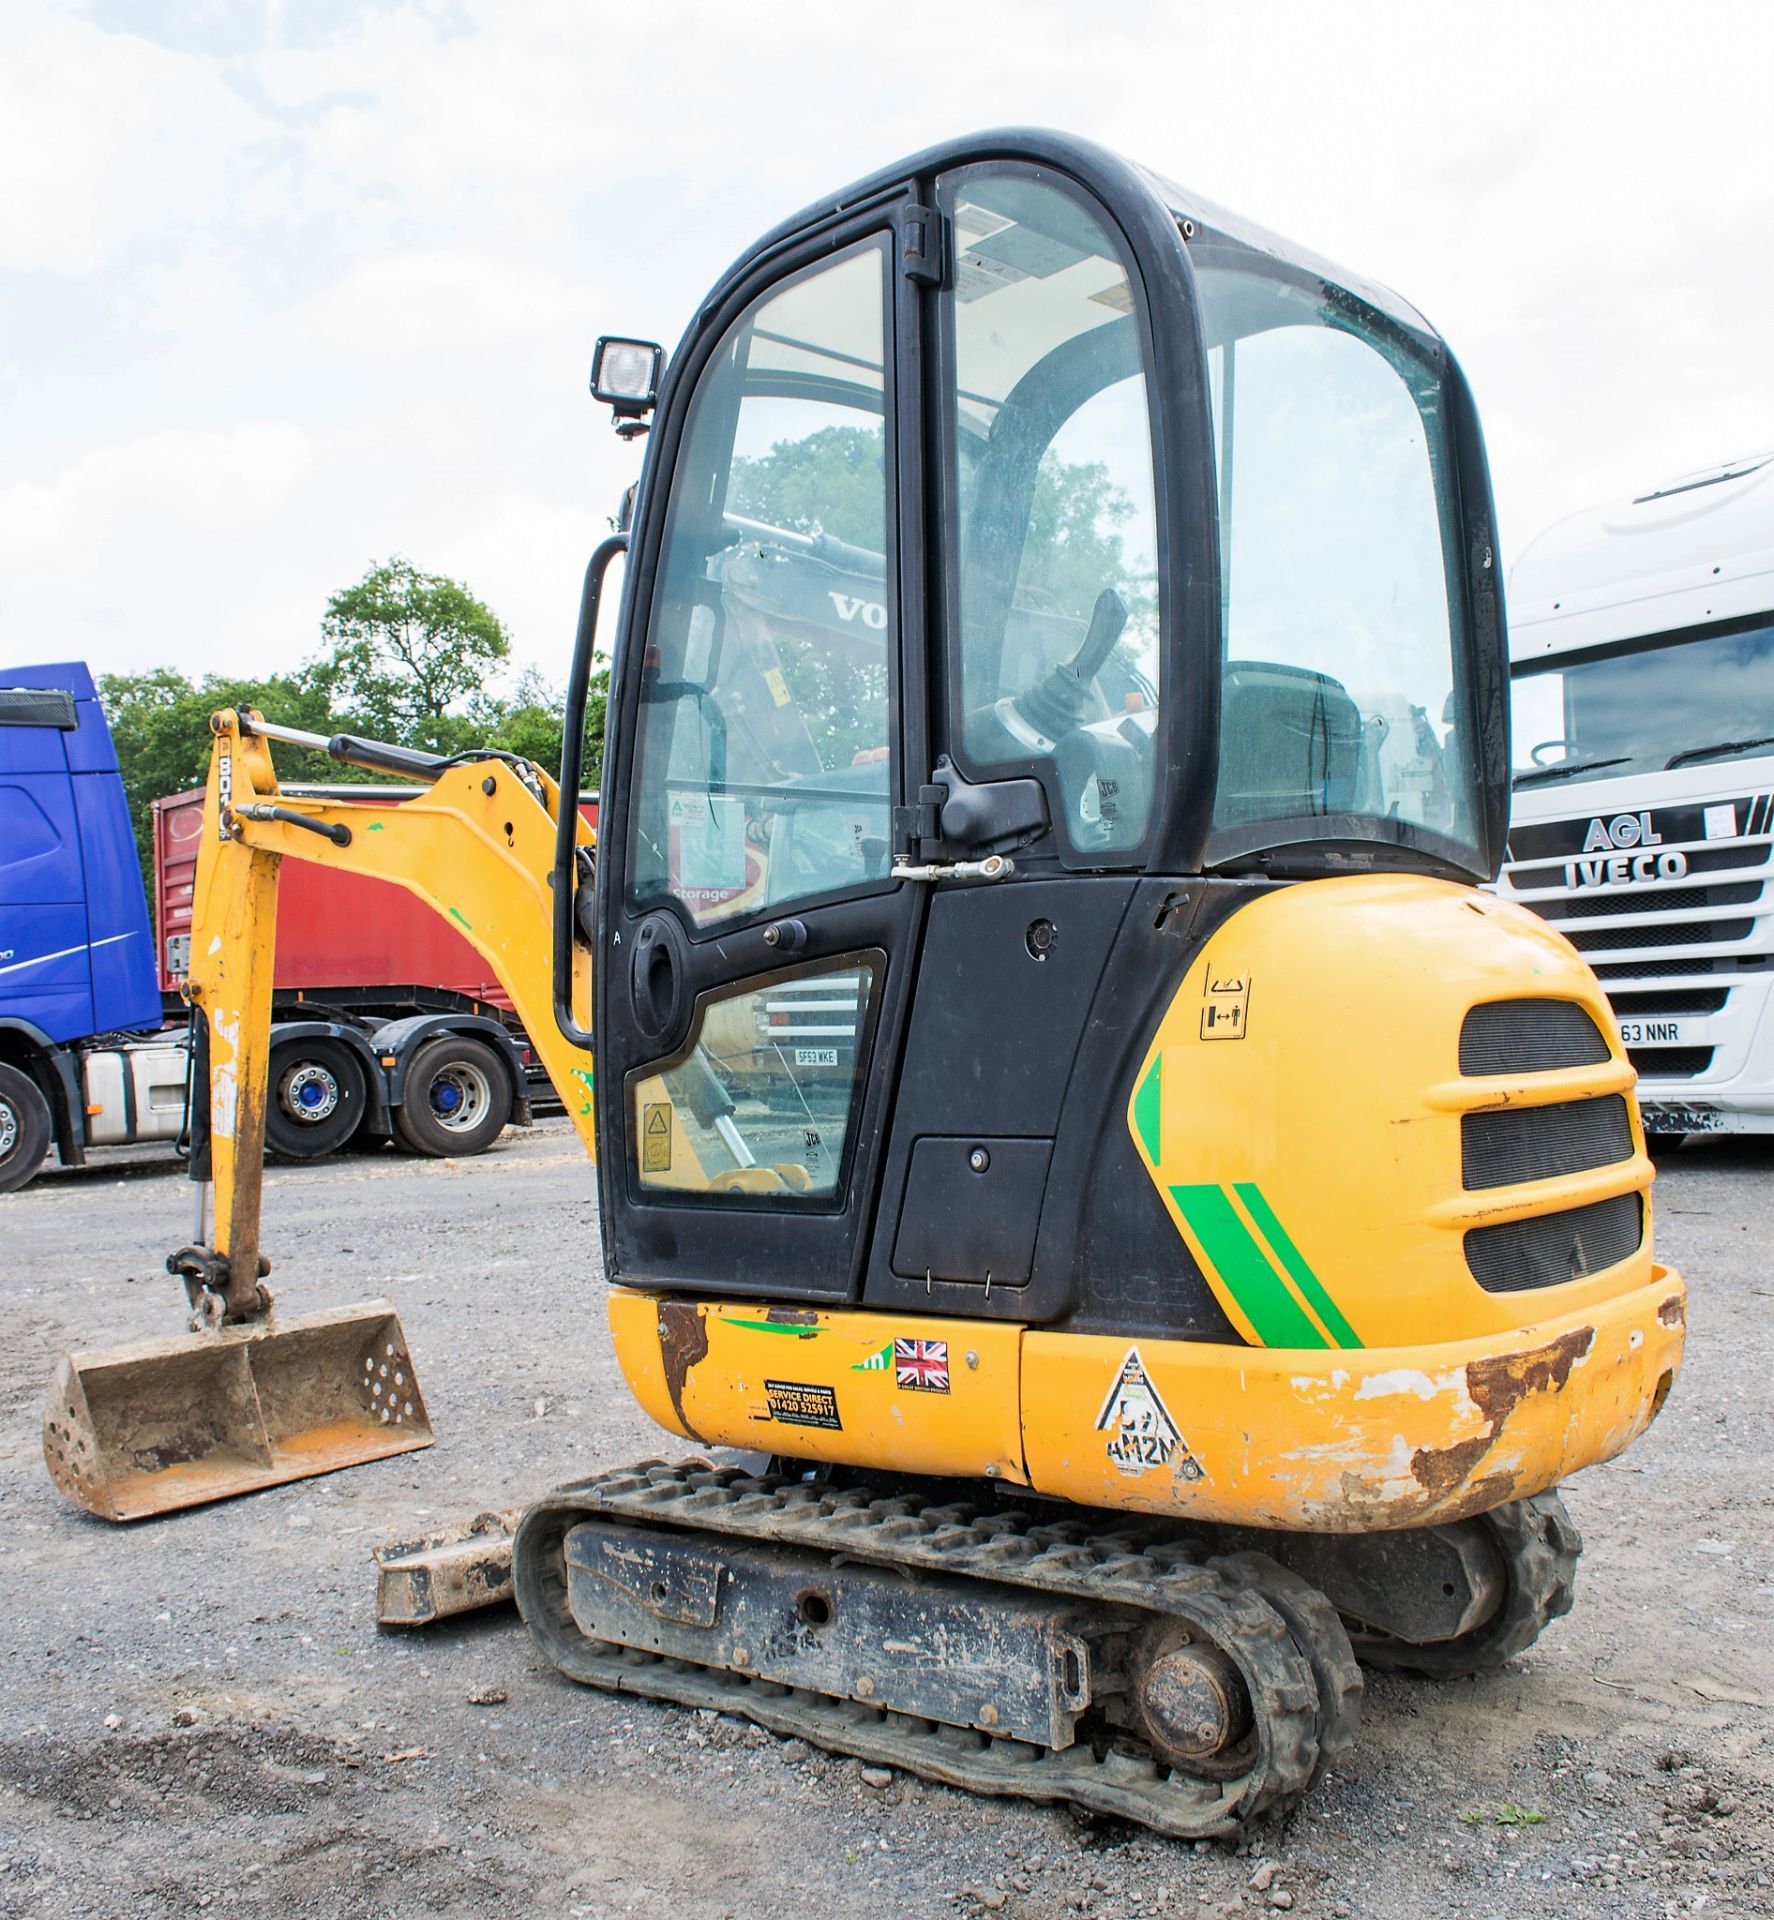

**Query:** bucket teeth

left=42, top=1299, right=433, bottom=1521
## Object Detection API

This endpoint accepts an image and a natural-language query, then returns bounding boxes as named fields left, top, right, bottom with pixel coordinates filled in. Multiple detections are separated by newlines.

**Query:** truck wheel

left=0, top=1063, right=52, bottom=1194
left=266, top=1039, right=366, bottom=1159
left=393, top=1036, right=511, bottom=1158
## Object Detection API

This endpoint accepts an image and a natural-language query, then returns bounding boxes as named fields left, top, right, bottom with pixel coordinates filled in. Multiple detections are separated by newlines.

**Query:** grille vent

left=1593, top=955, right=1723, bottom=980
left=1459, top=1000, right=1611, bottom=1076
left=1628, top=1047, right=1714, bottom=1079
left=1462, top=1095, right=1634, bottom=1192
left=1564, top=917, right=1753, bottom=953
left=0, top=687, right=77, bottom=729
left=1608, top=988, right=1729, bottom=1017
left=1541, top=881, right=1761, bottom=922
left=1465, top=1193, right=1643, bottom=1294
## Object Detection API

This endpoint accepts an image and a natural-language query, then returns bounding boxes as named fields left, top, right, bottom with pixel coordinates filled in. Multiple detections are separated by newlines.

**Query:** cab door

left=594, top=199, right=929, bottom=1302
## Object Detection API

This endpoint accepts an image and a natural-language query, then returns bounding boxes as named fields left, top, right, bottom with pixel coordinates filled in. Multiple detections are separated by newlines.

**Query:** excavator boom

left=43, top=709, right=596, bottom=1520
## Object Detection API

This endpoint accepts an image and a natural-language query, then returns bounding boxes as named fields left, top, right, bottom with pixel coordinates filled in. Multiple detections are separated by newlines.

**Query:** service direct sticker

left=763, top=1379, right=842, bottom=1431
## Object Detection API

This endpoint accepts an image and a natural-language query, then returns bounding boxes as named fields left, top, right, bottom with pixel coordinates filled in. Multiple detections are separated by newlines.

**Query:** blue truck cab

left=1, top=664, right=170, bottom=1189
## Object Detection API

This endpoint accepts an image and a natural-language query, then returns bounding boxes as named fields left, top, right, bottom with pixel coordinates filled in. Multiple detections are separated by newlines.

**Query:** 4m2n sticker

left=1095, top=1347, right=1204, bottom=1482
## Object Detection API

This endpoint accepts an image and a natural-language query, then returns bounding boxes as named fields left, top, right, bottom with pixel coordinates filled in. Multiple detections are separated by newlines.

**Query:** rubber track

left=1219, top=1552, right=1363, bottom=1787
left=1351, top=1490, right=1583, bottom=1679
left=513, top=1461, right=1340, bottom=1838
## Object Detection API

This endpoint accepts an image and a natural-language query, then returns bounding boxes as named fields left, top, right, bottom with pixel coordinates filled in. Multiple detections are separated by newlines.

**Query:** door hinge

left=891, top=788, right=947, bottom=861
left=902, top=203, right=946, bottom=287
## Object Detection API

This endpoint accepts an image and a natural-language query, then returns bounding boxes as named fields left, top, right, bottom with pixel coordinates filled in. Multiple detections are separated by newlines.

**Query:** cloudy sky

left=5, top=0, right=1774, bottom=695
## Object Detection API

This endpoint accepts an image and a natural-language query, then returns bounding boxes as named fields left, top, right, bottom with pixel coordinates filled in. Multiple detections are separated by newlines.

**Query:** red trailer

left=152, top=785, right=597, bottom=1159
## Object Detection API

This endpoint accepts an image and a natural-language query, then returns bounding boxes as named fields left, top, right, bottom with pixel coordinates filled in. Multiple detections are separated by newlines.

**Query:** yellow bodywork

left=610, top=874, right=1685, bottom=1532
left=611, top=1277, right=1680, bottom=1531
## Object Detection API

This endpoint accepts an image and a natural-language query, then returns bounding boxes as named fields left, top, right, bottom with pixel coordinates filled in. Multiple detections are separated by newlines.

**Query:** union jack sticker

left=893, top=1338, right=950, bottom=1393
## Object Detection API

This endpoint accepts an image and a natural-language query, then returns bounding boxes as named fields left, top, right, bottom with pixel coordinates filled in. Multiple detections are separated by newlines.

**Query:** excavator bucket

left=43, top=1300, right=432, bottom=1522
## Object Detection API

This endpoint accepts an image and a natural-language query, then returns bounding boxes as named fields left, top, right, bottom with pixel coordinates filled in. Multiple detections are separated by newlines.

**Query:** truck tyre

left=0, top=1063, right=52, bottom=1194
left=393, top=1035, right=511, bottom=1158
left=265, top=1038, right=367, bottom=1159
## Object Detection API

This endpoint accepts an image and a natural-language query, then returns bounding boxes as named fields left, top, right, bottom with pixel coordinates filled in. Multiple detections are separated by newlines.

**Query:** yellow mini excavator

left=47, top=130, right=1684, bottom=1838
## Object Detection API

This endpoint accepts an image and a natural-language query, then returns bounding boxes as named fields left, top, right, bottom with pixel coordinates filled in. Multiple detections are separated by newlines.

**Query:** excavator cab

left=588, top=133, right=1512, bottom=1311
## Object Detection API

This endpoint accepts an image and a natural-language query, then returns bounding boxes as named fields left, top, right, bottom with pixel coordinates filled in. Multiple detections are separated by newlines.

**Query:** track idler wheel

left=1132, top=1626, right=1254, bottom=1780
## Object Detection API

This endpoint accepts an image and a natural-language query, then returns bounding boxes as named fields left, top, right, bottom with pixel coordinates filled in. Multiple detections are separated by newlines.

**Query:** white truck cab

left=1499, top=452, right=1774, bottom=1137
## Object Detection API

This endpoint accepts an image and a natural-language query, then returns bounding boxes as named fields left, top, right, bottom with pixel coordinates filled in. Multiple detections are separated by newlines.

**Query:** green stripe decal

left=1169, top=1184, right=1327, bottom=1348
left=1234, top=1182, right=1363, bottom=1349
left=1132, top=1056, right=1163, bottom=1166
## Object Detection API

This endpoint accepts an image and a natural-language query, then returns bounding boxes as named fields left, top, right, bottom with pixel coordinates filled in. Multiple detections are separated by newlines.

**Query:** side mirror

left=590, top=336, right=663, bottom=439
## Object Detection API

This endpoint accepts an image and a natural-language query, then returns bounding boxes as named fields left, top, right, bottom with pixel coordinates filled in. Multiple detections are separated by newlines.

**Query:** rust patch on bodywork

left=1658, top=1294, right=1685, bottom=1329
left=657, top=1301, right=710, bottom=1443
left=1408, top=1433, right=1491, bottom=1497
left=1465, top=1326, right=1593, bottom=1427
left=1409, top=1326, right=1595, bottom=1502
left=764, top=1308, right=820, bottom=1327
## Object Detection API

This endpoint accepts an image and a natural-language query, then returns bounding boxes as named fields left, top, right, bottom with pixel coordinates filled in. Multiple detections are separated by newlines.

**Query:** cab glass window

left=629, top=243, right=894, bottom=928
left=1195, top=261, right=1480, bottom=859
left=631, top=958, right=877, bottom=1205
left=942, top=170, right=1161, bottom=859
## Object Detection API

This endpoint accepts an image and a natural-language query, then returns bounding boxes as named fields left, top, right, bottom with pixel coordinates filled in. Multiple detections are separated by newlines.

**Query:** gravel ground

left=1, top=1121, right=1770, bottom=1920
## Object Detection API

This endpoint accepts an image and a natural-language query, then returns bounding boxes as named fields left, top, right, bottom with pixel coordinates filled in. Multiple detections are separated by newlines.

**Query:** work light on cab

left=590, top=336, right=663, bottom=436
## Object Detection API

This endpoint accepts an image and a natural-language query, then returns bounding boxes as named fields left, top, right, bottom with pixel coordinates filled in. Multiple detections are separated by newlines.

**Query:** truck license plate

left=1616, top=1018, right=1701, bottom=1047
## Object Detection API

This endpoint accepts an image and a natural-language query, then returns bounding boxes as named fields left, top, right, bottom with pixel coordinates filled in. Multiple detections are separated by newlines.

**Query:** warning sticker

left=1200, top=969, right=1250, bottom=1042
left=642, top=1102, right=672, bottom=1172
left=1094, top=1347, right=1204, bottom=1481
left=763, top=1379, right=842, bottom=1431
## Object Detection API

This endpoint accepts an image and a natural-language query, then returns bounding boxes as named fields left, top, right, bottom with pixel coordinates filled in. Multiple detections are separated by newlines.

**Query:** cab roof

left=700, top=126, right=1437, bottom=351
left=1511, top=452, right=1774, bottom=660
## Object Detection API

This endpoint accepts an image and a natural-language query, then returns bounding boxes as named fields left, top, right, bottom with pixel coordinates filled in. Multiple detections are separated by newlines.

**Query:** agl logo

left=1583, top=812, right=1659, bottom=852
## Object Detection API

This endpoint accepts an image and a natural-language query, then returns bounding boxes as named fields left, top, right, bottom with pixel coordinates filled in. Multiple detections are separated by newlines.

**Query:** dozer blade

left=43, top=1300, right=432, bottom=1522
left=373, top=1508, right=522, bottom=1626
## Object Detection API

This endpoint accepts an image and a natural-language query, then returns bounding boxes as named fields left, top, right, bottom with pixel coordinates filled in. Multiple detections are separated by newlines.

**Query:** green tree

left=472, top=665, right=610, bottom=798
left=1020, top=455, right=1153, bottom=625
left=102, top=562, right=608, bottom=874
left=317, top=557, right=511, bottom=753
